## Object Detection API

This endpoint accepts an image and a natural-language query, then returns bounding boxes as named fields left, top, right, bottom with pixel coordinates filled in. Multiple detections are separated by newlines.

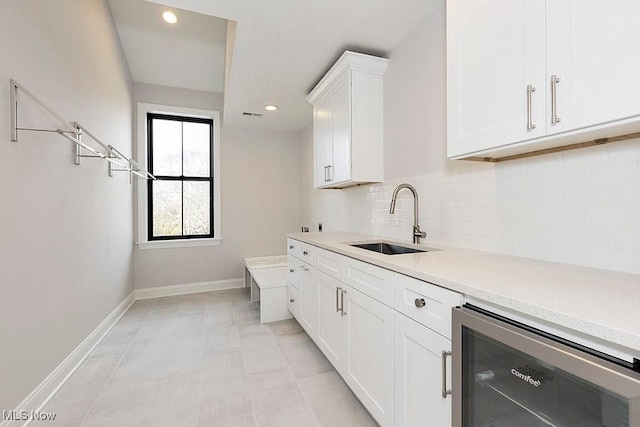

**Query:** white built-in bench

left=244, top=255, right=291, bottom=324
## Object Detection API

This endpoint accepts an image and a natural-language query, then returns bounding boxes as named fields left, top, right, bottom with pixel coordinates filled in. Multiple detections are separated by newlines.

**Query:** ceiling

left=111, top=0, right=442, bottom=132
left=107, top=0, right=226, bottom=93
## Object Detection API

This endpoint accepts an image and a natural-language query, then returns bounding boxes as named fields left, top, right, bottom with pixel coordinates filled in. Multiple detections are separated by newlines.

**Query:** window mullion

left=147, top=115, right=154, bottom=241
left=181, top=121, right=185, bottom=237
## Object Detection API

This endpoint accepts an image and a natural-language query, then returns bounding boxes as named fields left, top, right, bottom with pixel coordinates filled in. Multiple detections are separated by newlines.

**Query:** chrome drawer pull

left=415, top=298, right=426, bottom=308
left=526, top=84, right=537, bottom=131
left=551, top=75, right=562, bottom=125
left=289, top=268, right=294, bottom=273
left=336, top=287, right=342, bottom=312
left=340, top=289, right=347, bottom=316
left=442, top=351, right=453, bottom=399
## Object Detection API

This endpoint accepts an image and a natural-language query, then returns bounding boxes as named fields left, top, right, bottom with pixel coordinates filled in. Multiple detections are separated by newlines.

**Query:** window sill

left=136, top=238, right=222, bottom=250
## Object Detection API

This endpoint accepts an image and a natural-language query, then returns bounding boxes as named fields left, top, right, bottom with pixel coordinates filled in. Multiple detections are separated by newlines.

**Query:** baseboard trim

left=4, top=279, right=245, bottom=427
left=2, top=291, right=136, bottom=427
left=134, top=278, right=245, bottom=300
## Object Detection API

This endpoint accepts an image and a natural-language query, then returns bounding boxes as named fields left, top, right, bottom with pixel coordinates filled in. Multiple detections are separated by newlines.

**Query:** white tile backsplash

left=333, top=140, right=640, bottom=275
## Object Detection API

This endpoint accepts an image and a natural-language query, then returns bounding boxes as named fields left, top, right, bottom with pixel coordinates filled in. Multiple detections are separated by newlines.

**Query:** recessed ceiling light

left=162, top=11, right=177, bottom=24
left=264, top=105, right=278, bottom=111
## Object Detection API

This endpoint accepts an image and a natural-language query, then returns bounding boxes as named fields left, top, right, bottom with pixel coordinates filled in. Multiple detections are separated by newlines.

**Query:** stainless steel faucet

left=389, top=183, right=426, bottom=244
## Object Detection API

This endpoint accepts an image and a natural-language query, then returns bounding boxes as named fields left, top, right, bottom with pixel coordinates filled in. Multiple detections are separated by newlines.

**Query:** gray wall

left=383, top=6, right=449, bottom=178
left=133, top=83, right=303, bottom=289
left=0, top=0, right=134, bottom=410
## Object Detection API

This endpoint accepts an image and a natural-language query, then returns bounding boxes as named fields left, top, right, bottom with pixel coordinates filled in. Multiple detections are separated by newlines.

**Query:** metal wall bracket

left=9, top=78, right=155, bottom=182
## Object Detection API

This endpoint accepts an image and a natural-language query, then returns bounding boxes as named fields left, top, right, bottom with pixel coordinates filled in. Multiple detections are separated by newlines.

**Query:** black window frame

left=147, top=113, right=215, bottom=241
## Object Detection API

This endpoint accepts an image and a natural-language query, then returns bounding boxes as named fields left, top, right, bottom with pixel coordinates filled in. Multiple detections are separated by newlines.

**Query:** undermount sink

left=350, top=242, right=427, bottom=255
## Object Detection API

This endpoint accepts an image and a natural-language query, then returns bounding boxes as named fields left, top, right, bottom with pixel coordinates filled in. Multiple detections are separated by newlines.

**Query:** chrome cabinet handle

left=289, top=298, right=295, bottom=303
left=336, top=286, right=342, bottom=312
left=303, top=250, right=308, bottom=256
left=324, top=165, right=330, bottom=182
left=289, top=245, right=294, bottom=250
left=526, top=84, right=537, bottom=131
left=415, top=298, right=426, bottom=308
left=340, top=289, right=347, bottom=316
left=442, top=351, right=453, bottom=399
left=327, top=165, right=333, bottom=182
left=289, top=268, right=294, bottom=273
left=550, top=75, right=562, bottom=125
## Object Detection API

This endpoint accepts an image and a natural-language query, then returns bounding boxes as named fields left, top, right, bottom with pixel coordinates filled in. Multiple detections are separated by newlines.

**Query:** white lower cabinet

left=316, top=266, right=394, bottom=426
left=287, top=284, right=299, bottom=319
left=394, top=311, right=452, bottom=427
left=317, top=270, right=348, bottom=371
left=298, top=263, right=319, bottom=341
left=344, top=286, right=394, bottom=426
left=287, top=241, right=460, bottom=427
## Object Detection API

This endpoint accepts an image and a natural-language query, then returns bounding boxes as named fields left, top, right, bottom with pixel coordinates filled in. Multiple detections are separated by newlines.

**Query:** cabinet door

left=447, top=0, right=546, bottom=157
left=394, top=312, right=452, bottom=427
left=287, top=258, right=301, bottom=290
left=546, top=0, right=640, bottom=135
left=316, top=271, right=348, bottom=373
left=314, top=96, right=333, bottom=187
left=288, top=284, right=300, bottom=320
left=299, top=265, right=319, bottom=341
left=330, top=71, right=351, bottom=184
left=343, top=287, right=394, bottom=426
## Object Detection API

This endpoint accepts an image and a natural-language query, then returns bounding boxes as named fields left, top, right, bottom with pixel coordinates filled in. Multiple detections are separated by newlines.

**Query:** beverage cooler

left=452, top=305, right=640, bottom=426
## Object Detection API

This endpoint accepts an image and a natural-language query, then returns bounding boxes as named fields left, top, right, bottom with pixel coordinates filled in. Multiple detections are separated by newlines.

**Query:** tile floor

left=34, top=288, right=377, bottom=427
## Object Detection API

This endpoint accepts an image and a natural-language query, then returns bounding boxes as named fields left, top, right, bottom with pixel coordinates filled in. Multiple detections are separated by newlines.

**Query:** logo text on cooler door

left=511, top=368, right=542, bottom=387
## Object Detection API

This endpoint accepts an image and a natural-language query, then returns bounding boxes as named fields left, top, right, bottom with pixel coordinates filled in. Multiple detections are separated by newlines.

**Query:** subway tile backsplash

left=337, top=139, right=640, bottom=275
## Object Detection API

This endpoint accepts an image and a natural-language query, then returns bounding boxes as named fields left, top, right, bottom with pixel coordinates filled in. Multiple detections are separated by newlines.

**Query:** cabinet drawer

left=288, top=283, right=300, bottom=319
left=287, top=256, right=302, bottom=290
left=298, top=242, right=317, bottom=266
left=287, top=238, right=301, bottom=258
left=316, top=247, right=345, bottom=281
left=344, top=257, right=393, bottom=306
left=393, top=273, right=462, bottom=339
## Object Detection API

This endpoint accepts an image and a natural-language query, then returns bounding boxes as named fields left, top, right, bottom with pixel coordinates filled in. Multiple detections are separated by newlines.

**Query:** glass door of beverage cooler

left=452, top=306, right=640, bottom=427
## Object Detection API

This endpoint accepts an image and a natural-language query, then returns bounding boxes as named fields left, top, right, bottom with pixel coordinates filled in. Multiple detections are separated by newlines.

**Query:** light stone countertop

left=287, top=231, right=640, bottom=357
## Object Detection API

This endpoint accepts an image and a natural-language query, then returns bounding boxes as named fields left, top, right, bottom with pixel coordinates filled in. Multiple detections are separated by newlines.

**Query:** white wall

left=301, top=3, right=640, bottom=275
left=299, top=124, right=346, bottom=232
left=0, top=0, right=134, bottom=411
left=133, top=83, right=302, bottom=289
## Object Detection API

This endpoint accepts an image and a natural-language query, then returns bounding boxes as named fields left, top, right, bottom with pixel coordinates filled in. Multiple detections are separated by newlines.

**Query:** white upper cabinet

left=313, top=94, right=334, bottom=188
left=546, top=0, right=640, bottom=135
left=307, top=51, right=388, bottom=188
left=447, top=0, right=546, bottom=156
left=448, top=0, right=640, bottom=160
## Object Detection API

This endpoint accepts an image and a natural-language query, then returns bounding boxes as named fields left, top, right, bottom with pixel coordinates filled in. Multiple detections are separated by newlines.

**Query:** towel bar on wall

left=9, top=78, right=155, bottom=182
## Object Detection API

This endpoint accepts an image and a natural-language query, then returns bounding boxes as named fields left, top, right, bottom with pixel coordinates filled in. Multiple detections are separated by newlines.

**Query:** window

left=136, top=103, right=221, bottom=249
left=148, top=113, right=213, bottom=240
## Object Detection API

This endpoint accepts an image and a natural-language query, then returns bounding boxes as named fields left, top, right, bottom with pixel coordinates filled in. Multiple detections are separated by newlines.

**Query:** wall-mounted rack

left=9, top=78, right=155, bottom=182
